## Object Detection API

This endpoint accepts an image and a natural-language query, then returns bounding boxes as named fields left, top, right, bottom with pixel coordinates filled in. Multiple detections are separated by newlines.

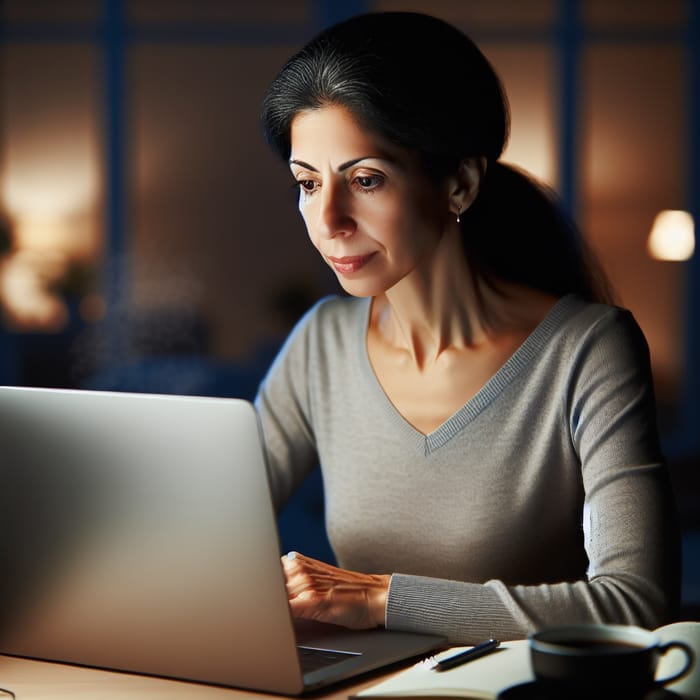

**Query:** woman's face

left=289, top=105, right=452, bottom=297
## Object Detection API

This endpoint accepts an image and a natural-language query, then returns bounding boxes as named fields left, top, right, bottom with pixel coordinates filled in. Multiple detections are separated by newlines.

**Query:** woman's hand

left=281, top=551, right=390, bottom=630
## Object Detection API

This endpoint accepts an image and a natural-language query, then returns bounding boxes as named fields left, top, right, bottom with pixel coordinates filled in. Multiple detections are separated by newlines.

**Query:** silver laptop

left=0, top=386, right=445, bottom=694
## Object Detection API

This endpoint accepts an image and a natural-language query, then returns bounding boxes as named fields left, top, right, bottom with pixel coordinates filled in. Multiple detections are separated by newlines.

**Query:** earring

left=456, top=206, right=461, bottom=224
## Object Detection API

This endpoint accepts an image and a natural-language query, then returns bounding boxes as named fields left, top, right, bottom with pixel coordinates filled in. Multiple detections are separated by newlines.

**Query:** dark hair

left=260, top=11, right=614, bottom=305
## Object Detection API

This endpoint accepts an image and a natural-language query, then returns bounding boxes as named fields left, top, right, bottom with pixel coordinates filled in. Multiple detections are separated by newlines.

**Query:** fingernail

left=286, top=551, right=297, bottom=560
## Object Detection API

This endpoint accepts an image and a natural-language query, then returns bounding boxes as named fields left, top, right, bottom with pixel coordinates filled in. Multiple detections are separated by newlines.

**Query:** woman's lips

left=327, top=254, right=375, bottom=274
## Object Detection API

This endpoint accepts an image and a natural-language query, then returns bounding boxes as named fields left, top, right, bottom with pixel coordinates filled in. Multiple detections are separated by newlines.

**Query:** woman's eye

left=297, top=179, right=318, bottom=193
left=354, top=174, right=383, bottom=191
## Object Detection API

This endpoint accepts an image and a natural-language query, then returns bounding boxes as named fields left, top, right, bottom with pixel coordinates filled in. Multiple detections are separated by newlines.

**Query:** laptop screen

left=0, top=387, right=304, bottom=693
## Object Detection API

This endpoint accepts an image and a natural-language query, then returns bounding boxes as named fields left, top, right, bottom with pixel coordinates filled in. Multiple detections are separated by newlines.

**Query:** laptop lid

left=0, top=387, right=445, bottom=694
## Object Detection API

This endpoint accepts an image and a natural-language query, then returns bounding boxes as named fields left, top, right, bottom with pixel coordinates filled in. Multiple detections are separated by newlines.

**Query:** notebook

left=0, top=386, right=446, bottom=695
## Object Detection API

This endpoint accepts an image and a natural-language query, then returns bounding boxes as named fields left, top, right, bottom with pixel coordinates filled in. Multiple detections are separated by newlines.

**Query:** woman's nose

left=316, top=185, right=354, bottom=239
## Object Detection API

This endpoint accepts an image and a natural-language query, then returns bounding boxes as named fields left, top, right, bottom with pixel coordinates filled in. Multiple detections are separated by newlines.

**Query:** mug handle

left=655, top=641, right=695, bottom=686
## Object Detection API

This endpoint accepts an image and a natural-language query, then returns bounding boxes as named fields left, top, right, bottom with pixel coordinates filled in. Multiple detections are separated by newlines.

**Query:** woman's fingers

left=281, top=551, right=390, bottom=629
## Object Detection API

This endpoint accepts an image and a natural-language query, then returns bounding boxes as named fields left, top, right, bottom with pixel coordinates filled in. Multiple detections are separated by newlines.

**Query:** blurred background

left=0, top=0, right=698, bottom=617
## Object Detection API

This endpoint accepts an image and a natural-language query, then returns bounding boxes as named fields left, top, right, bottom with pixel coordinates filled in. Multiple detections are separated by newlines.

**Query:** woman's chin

left=335, top=277, right=385, bottom=298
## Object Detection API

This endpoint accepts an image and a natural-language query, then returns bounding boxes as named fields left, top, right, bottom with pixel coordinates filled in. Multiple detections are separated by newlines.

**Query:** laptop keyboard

left=297, top=645, right=360, bottom=674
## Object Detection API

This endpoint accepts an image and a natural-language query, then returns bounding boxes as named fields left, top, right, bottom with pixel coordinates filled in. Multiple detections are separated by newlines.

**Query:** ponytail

left=460, top=162, right=615, bottom=305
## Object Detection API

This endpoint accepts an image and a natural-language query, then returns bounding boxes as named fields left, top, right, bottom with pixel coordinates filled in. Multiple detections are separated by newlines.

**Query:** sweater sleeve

left=254, top=300, right=325, bottom=512
left=386, top=308, right=681, bottom=643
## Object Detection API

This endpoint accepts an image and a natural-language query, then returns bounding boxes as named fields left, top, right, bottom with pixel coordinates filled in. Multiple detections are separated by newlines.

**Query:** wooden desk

left=0, top=654, right=401, bottom=700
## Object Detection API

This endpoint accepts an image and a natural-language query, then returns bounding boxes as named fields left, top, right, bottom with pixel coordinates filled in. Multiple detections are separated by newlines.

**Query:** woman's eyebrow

left=289, top=155, right=395, bottom=172
left=289, top=158, right=318, bottom=172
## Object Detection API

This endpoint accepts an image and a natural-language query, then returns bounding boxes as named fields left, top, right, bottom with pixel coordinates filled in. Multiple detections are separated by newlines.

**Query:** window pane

left=580, top=43, right=687, bottom=409
left=126, top=0, right=311, bottom=26
left=481, top=43, right=558, bottom=187
left=371, top=0, right=555, bottom=28
left=1, top=0, right=98, bottom=22
left=583, top=0, right=685, bottom=29
left=0, top=44, right=103, bottom=333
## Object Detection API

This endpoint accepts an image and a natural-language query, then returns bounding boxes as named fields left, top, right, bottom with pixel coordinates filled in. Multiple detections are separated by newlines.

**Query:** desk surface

left=0, top=654, right=401, bottom=700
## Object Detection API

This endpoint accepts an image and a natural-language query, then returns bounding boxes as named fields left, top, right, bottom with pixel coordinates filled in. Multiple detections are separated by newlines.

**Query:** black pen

left=433, top=638, right=500, bottom=671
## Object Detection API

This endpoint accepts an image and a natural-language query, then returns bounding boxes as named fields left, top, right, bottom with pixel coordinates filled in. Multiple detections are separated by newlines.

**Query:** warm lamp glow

left=647, top=210, right=695, bottom=261
left=0, top=125, right=101, bottom=331
left=1, top=159, right=97, bottom=218
left=0, top=250, right=70, bottom=331
left=0, top=119, right=101, bottom=259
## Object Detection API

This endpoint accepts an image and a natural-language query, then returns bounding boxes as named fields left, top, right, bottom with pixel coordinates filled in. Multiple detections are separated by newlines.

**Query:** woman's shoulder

left=299, top=294, right=370, bottom=329
left=551, top=294, right=650, bottom=355
left=276, top=295, right=370, bottom=360
left=551, top=294, right=636, bottom=327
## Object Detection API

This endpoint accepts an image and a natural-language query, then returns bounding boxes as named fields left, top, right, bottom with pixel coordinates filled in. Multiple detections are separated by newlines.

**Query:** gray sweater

left=254, top=293, right=680, bottom=643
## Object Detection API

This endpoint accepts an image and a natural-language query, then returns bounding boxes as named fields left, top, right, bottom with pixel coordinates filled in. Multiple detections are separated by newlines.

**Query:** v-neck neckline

left=358, top=294, right=580, bottom=454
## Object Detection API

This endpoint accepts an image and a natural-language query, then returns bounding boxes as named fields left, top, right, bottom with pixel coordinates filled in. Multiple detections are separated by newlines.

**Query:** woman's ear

left=448, top=157, right=487, bottom=219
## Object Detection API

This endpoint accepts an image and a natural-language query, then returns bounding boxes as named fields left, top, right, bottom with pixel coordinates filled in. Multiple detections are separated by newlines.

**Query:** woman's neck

left=371, top=229, right=481, bottom=368
left=372, top=229, right=555, bottom=370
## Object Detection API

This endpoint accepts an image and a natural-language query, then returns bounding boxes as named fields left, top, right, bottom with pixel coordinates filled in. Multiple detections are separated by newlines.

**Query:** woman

left=256, top=11, right=681, bottom=643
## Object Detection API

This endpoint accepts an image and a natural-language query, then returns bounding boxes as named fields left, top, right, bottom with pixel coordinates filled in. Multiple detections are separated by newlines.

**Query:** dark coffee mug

left=528, top=624, right=694, bottom=697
